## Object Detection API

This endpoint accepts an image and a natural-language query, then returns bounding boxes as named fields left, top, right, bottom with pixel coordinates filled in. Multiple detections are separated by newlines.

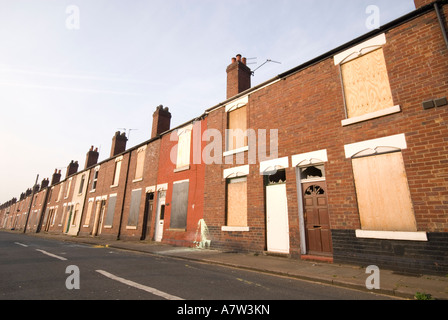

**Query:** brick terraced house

left=1, top=0, right=447, bottom=275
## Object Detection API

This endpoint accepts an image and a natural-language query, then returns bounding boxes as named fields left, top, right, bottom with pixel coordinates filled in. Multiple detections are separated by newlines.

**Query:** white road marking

left=35, top=249, right=68, bottom=261
left=96, top=270, right=184, bottom=300
left=14, top=242, right=28, bottom=247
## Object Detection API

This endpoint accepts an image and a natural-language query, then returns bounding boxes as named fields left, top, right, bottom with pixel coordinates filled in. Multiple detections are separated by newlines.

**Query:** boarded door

left=266, top=183, right=290, bottom=254
left=104, top=195, right=117, bottom=227
left=128, top=189, right=142, bottom=227
left=303, top=181, right=332, bottom=255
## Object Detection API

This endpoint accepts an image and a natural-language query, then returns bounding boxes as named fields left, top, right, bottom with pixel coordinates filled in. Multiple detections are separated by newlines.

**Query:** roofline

left=206, top=0, right=446, bottom=114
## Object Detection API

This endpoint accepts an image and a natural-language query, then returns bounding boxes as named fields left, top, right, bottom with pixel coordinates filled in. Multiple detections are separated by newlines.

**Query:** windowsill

left=132, top=178, right=143, bottom=183
left=168, top=228, right=186, bottom=232
left=110, top=184, right=118, bottom=189
left=341, top=105, right=401, bottom=127
left=126, top=226, right=137, bottom=230
left=104, top=225, right=112, bottom=229
left=221, top=226, right=249, bottom=232
left=174, top=165, right=190, bottom=173
left=223, top=146, right=249, bottom=157
left=355, top=230, right=428, bottom=241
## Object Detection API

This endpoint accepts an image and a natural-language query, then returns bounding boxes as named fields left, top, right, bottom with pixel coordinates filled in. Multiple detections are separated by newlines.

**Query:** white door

left=154, top=191, right=166, bottom=242
left=266, top=183, right=290, bottom=254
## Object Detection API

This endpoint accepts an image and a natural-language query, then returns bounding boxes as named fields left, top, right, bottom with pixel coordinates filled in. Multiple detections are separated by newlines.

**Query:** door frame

left=154, top=190, right=166, bottom=242
left=141, top=192, right=154, bottom=240
left=92, top=199, right=106, bottom=236
left=295, top=163, right=332, bottom=256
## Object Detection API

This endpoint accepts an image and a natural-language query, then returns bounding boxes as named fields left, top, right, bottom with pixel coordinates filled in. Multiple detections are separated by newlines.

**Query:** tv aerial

left=118, top=128, right=138, bottom=140
left=248, top=58, right=282, bottom=76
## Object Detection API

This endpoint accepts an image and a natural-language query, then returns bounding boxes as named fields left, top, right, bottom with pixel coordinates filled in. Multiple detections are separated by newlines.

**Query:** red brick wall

left=119, top=139, right=160, bottom=240
left=414, top=0, right=435, bottom=9
left=204, top=5, right=448, bottom=254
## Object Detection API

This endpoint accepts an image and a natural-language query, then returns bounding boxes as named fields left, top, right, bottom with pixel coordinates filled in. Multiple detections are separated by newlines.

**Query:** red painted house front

left=155, top=117, right=207, bottom=248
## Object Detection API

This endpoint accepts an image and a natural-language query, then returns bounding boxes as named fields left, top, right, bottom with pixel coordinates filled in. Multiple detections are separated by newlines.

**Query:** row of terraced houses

left=1, top=0, right=447, bottom=275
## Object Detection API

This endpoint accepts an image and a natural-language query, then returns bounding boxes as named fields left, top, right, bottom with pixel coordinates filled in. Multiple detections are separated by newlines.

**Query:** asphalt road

left=0, top=231, right=396, bottom=303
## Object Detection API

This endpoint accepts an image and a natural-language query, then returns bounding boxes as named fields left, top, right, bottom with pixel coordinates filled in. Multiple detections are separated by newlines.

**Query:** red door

left=303, top=182, right=332, bottom=255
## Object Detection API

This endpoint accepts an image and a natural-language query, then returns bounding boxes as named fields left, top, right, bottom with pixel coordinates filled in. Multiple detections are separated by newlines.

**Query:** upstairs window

left=341, top=48, right=394, bottom=118
left=176, top=125, right=192, bottom=170
left=334, top=34, right=401, bottom=126
left=227, top=105, right=247, bottom=151
left=134, top=146, right=146, bottom=181
left=91, top=167, right=99, bottom=191
left=112, top=156, right=123, bottom=187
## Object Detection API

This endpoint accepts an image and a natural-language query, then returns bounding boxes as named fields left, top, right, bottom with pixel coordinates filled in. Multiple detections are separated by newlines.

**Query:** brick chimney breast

left=66, top=161, right=79, bottom=178
left=110, top=131, right=128, bottom=157
left=226, top=54, right=252, bottom=99
left=85, top=146, right=100, bottom=169
left=151, top=105, right=172, bottom=138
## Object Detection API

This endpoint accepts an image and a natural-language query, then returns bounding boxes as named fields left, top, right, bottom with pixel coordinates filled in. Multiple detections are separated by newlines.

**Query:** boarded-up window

left=170, top=181, right=189, bottom=229
left=341, top=48, right=394, bottom=118
left=84, top=200, right=94, bottom=226
left=227, top=106, right=247, bottom=151
left=135, top=147, right=146, bottom=180
left=127, top=189, right=142, bottom=227
left=112, top=158, right=122, bottom=186
left=104, top=195, right=117, bottom=227
left=176, top=128, right=192, bottom=169
left=226, top=177, right=247, bottom=227
left=352, top=152, right=417, bottom=232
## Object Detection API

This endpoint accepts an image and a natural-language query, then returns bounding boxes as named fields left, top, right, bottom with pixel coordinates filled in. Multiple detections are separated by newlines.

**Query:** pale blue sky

left=0, top=0, right=416, bottom=203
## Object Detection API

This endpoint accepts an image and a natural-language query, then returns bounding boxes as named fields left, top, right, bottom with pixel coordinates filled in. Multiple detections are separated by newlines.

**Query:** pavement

left=24, top=232, right=448, bottom=300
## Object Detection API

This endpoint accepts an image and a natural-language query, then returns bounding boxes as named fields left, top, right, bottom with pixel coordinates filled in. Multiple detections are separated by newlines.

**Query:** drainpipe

left=23, top=174, right=39, bottom=234
left=36, top=185, right=51, bottom=233
left=434, top=2, right=448, bottom=49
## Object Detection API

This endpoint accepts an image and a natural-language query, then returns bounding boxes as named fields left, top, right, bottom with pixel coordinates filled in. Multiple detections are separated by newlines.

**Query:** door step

left=301, top=254, right=333, bottom=263
left=263, top=251, right=291, bottom=258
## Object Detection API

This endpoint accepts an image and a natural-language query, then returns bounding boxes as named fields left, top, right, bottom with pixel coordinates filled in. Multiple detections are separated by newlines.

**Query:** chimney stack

left=85, top=146, right=99, bottom=169
left=226, top=54, right=252, bottom=99
left=151, top=105, right=172, bottom=138
left=51, top=169, right=62, bottom=186
left=40, top=178, right=50, bottom=190
left=110, top=131, right=128, bottom=157
left=66, top=161, right=79, bottom=179
left=414, top=0, right=434, bottom=9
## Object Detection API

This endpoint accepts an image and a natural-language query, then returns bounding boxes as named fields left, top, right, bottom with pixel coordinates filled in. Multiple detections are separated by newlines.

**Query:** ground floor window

left=352, top=151, right=417, bottom=232
left=226, top=177, right=247, bottom=227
